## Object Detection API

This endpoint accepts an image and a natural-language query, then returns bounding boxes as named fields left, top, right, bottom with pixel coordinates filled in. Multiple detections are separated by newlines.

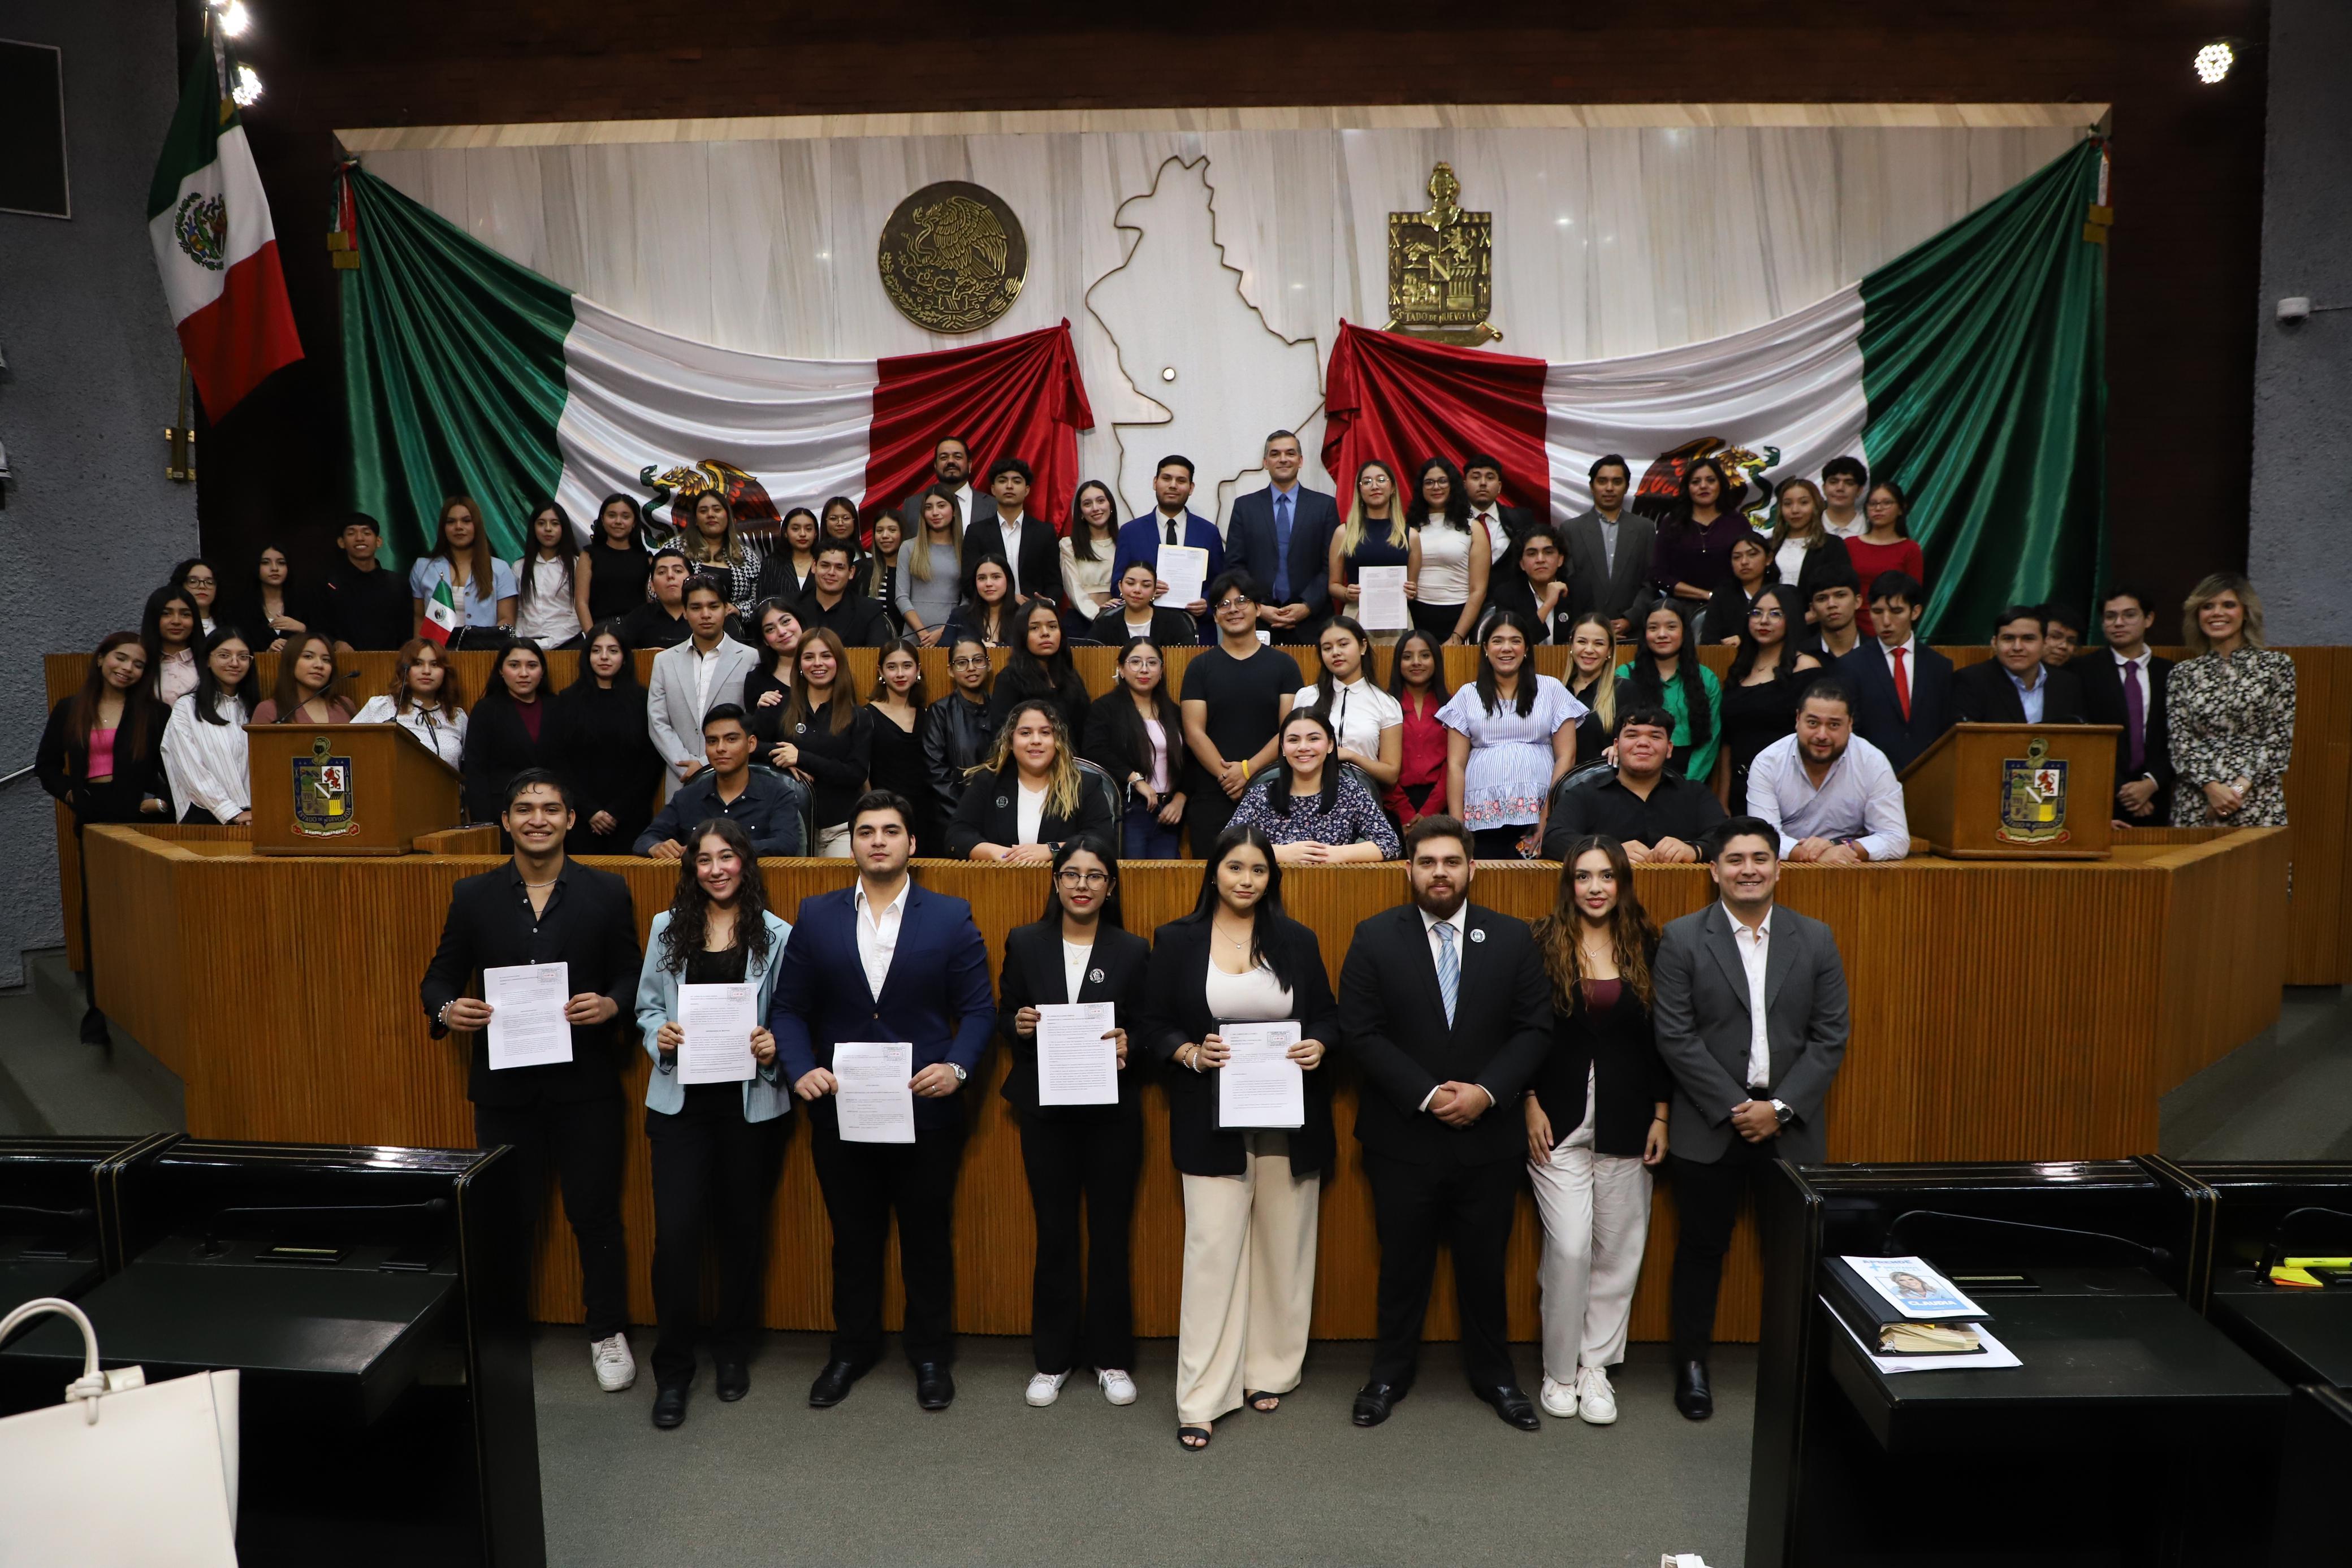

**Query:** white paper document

left=1840, top=1255, right=1986, bottom=1320
left=677, top=981, right=758, bottom=1085
left=1035, top=1002, right=1119, bottom=1107
left=1153, top=545, right=1209, bottom=608
left=1356, top=565, right=1410, bottom=631
left=1833, top=1309, right=2022, bottom=1375
left=1217, top=1021, right=1305, bottom=1129
left=483, top=962, right=573, bottom=1071
left=834, top=1041, right=916, bottom=1143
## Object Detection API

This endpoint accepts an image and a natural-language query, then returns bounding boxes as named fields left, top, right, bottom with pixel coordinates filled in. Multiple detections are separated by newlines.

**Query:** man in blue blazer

left=770, top=788, right=995, bottom=1413
left=1110, top=453, right=1223, bottom=636
left=1226, top=429, right=1341, bottom=644
left=1833, top=571, right=1955, bottom=773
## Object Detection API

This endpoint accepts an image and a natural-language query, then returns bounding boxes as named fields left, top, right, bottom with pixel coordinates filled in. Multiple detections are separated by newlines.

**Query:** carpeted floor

left=532, top=1330, right=1754, bottom=1566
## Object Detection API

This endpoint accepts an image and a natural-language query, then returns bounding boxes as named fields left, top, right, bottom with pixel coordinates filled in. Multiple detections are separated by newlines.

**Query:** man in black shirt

left=619, top=549, right=695, bottom=649
left=633, top=705, right=808, bottom=856
left=420, top=768, right=643, bottom=1394
left=319, top=513, right=414, bottom=651
left=1541, top=707, right=1726, bottom=862
left=1178, top=569, right=1299, bottom=854
left=796, top=543, right=892, bottom=646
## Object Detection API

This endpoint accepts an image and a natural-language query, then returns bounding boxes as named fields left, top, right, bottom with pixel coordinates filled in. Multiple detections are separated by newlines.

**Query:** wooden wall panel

left=82, top=830, right=2284, bottom=1345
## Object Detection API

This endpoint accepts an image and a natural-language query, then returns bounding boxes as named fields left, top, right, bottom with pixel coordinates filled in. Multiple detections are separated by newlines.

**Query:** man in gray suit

left=1562, top=453, right=1656, bottom=638
left=1650, top=815, right=1849, bottom=1420
left=646, top=574, right=759, bottom=802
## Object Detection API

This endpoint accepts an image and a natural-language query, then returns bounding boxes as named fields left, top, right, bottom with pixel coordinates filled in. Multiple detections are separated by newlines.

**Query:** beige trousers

left=1175, top=1138, right=1320, bottom=1424
left=813, top=822, right=851, bottom=857
left=1527, top=1073, right=1653, bottom=1379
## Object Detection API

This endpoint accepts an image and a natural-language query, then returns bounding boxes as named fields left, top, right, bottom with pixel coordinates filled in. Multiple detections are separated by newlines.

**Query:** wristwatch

left=949, top=1063, right=968, bottom=1083
left=1770, top=1099, right=1793, bottom=1125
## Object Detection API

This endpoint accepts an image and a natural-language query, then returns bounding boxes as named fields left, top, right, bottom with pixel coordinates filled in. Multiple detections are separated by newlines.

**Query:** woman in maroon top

left=1649, top=457, right=1747, bottom=607
left=1381, top=628, right=1451, bottom=828
left=1839, top=478, right=1927, bottom=635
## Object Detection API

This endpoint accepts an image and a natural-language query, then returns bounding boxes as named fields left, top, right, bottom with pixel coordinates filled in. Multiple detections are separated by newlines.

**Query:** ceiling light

left=2193, top=41, right=2234, bottom=84
left=232, top=64, right=262, bottom=107
left=218, top=1, right=252, bottom=37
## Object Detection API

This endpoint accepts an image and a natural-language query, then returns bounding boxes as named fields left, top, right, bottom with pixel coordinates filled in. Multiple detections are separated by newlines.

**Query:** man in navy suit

left=1227, top=430, right=1341, bottom=644
left=771, top=789, right=995, bottom=1413
left=1110, top=454, right=1223, bottom=634
left=2070, top=584, right=2174, bottom=825
left=1834, top=571, right=1954, bottom=773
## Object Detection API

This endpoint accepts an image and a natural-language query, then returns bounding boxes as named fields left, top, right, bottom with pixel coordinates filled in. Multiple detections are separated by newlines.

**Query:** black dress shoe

left=913, top=1362, right=956, bottom=1410
left=1477, top=1384, right=1541, bottom=1431
left=1674, top=1359, right=1714, bottom=1420
left=716, top=1359, right=749, bottom=1402
left=651, top=1383, right=689, bottom=1428
left=807, top=1357, right=876, bottom=1408
left=1352, top=1381, right=1408, bottom=1427
left=79, top=1007, right=111, bottom=1047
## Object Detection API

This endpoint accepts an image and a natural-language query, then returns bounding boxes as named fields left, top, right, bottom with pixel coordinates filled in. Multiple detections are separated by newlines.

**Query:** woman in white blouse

left=1289, top=616, right=1402, bottom=792
left=1058, top=481, right=1121, bottom=621
left=511, top=501, right=587, bottom=649
left=1404, top=457, right=1492, bottom=646
left=352, top=638, right=470, bottom=768
left=161, top=629, right=262, bottom=824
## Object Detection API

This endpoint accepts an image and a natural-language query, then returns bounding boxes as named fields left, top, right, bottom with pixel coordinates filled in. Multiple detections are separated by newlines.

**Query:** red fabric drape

left=863, top=320, right=1096, bottom=534
left=1320, top=320, right=1550, bottom=514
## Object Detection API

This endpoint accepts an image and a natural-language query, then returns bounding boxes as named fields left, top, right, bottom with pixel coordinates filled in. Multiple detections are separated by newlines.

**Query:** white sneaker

left=591, top=1333, right=635, bottom=1392
left=1576, top=1365, right=1618, bottom=1425
left=1026, top=1371, right=1070, bottom=1407
left=1098, top=1367, right=1138, bottom=1405
left=1539, top=1374, right=1577, bottom=1418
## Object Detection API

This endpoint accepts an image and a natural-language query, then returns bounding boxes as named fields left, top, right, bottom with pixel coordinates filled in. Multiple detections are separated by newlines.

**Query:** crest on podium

left=1996, top=735, right=2069, bottom=846
left=292, top=735, right=357, bottom=838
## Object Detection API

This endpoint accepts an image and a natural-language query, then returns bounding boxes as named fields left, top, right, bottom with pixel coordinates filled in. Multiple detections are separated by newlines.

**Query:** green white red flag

left=419, top=579, right=461, bottom=646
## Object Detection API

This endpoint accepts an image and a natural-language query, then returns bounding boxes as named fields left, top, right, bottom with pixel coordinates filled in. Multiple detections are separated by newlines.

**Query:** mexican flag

left=336, top=166, right=1094, bottom=564
left=147, top=26, right=301, bottom=418
left=419, top=579, right=461, bottom=647
left=1323, top=139, right=2109, bottom=641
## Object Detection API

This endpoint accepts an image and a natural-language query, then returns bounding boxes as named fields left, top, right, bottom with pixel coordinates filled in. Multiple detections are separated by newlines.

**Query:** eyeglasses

left=1214, top=597, right=1254, bottom=612
left=1055, top=869, right=1110, bottom=888
left=950, top=655, right=989, bottom=669
left=184, top=575, right=215, bottom=588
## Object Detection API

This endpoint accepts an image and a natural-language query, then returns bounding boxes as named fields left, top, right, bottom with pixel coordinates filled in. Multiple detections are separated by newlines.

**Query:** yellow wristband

left=1240, top=760, right=1251, bottom=781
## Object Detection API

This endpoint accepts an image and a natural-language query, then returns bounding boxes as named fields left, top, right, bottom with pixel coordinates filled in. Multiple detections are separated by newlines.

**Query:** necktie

left=2122, top=659, right=2145, bottom=773
left=1272, top=492, right=1293, bottom=604
left=1165, top=516, right=1179, bottom=545
left=1891, top=646, right=1911, bottom=722
left=1434, top=921, right=1459, bottom=1028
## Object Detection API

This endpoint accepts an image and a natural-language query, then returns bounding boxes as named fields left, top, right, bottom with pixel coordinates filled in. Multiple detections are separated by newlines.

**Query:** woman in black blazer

left=985, top=599, right=1092, bottom=739
left=1080, top=638, right=1187, bottom=858
left=1522, top=834, right=1670, bottom=1428
left=945, top=699, right=1115, bottom=861
left=1142, top=824, right=1340, bottom=1451
left=461, top=639, right=559, bottom=828
left=997, top=835, right=1152, bottom=1409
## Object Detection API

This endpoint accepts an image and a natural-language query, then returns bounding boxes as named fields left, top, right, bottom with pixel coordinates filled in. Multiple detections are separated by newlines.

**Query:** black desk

left=2211, top=1276, right=2352, bottom=1390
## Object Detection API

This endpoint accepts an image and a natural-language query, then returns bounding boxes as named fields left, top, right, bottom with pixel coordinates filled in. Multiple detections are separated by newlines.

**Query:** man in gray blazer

left=1650, top=814, right=1849, bottom=1420
left=894, top=434, right=985, bottom=536
left=646, top=574, right=759, bottom=802
left=1562, top=453, right=1657, bottom=636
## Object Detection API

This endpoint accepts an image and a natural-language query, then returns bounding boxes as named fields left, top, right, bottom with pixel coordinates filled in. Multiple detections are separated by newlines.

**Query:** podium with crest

left=242, top=724, right=462, bottom=856
left=1898, top=722, right=2121, bottom=859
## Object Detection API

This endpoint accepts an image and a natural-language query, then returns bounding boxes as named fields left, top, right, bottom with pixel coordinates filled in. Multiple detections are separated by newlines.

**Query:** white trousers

left=814, top=822, right=851, bottom=857
left=1175, top=1140, right=1320, bottom=1424
left=1527, top=1075, right=1653, bottom=1380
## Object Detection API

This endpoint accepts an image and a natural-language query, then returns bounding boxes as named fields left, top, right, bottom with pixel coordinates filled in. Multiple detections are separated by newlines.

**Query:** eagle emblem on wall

left=877, top=181, right=1029, bottom=334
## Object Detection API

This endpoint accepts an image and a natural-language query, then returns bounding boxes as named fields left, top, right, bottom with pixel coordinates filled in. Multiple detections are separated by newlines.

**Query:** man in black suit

left=961, top=457, right=1060, bottom=607
left=895, top=435, right=977, bottom=537
left=1463, top=451, right=1538, bottom=586
left=419, top=768, right=643, bottom=1395
left=2071, top=584, right=2174, bottom=825
left=1834, top=571, right=1955, bottom=772
left=1562, top=454, right=1655, bottom=636
left=1953, top=605, right=2089, bottom=725
left=797, top=543, right=893, bottom=647
left=1338, top=815, right=1555, bottom=1431
left=1227, top=430, right=1341, bottom=644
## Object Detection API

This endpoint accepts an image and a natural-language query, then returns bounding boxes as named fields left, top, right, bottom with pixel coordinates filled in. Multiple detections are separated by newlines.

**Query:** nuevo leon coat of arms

left=175, top=192, right=228, bottom=271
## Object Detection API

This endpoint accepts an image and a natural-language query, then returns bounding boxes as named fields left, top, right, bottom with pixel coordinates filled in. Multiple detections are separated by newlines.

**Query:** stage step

left=0, top=947, right=184, bottom=1138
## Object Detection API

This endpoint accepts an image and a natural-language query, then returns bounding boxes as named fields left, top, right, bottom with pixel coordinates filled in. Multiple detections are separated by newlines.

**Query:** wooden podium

left=242, top=723, right=462, bottom=856
left=1899, top=722, right=2121, bottom=859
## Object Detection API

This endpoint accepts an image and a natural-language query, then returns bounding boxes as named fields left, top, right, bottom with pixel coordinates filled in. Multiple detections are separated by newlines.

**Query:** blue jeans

left=1123, top=797, right=1183, bottom=859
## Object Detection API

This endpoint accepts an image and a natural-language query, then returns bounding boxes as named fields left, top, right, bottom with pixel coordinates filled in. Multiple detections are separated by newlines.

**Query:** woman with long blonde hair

left=897, top=486, right=967, bottom=646
left=1327, top=460, right=1410, bottom=641
left=2169, top=572, right=2297, bottom=826
left=946, top=698, right=1113, bottom=863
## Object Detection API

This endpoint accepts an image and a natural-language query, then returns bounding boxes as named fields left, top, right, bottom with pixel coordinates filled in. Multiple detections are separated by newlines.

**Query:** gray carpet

left=532, top=1331, right=1754, bottom=1566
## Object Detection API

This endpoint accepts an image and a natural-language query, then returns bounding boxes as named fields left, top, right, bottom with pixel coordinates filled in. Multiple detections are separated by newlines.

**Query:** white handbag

left=0, top=1296, right=241, bottom=1567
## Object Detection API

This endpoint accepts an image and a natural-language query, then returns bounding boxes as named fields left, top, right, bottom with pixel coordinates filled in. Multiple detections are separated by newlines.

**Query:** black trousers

left=1184, top=785, right=1242, bottom=859
left=474, top=1097, right=630, bottom=1341
left=1472, top=825, right=1530, bottom=860
left=646, top=1093, right=791, bottom=1388
left=809, top=1112, right=967, bottom=1365
left=1363, top=1150, right=1522, bottom=1389
left=1017, top=1108, right=1142, bottom=1375
left=1668, top=1138, right=1780, bottom=1363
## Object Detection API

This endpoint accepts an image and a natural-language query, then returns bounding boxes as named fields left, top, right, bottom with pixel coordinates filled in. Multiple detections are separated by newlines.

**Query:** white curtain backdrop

left=364, top=122, right=2080, bottom=525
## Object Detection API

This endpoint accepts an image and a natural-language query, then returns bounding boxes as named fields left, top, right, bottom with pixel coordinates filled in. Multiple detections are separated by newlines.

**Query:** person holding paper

left=769, top=789, right=996, bottom=1413
left=945, top=700, right=1117, bottom=863
left=1110, top=454, right=1223, bottom=629
left=1087, top=560, right=1203, bottom=649
left=1142, top=825, right=1339, bottom=1452
left=996, top=837, right=1151, bottom=1410
left=1178, top=570, right=1298, bottom=856
left=1337, top=814, right=1555, bottom=1432
left=1326, top=460, right=1412, bottom=644
left=632, top=820, right=793, bottom=1428
left=419, top=769, right=643, bottom=1397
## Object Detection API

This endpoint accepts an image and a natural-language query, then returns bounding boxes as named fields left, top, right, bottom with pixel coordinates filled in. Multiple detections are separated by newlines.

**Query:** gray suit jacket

left=1650, top=901, right=1848, bottom=1164
left=1563, top=508, right=1658, bottom=626
left=645, top=637, right=758, bottom=800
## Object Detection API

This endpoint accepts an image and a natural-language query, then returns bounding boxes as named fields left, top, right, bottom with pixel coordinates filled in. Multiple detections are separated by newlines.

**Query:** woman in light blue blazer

left=633, top=817, right=793, bottom=1428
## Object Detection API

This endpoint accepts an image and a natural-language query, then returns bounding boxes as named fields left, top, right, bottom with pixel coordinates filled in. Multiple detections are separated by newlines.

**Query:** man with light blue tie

left=1110, top=454, right=1223, bottom=638
left=1228, top=430, right=1341, bottom=646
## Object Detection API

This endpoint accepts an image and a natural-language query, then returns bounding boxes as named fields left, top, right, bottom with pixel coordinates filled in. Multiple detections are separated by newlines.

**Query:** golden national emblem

left=877, top=181, right=1028, bottom=333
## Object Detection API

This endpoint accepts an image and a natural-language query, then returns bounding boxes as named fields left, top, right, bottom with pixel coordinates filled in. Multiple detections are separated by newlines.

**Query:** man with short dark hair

left=1462, top=452, right=1537, bottom=583
left=1651, top=816, right=1848, bottom=1420
left=771, top=790, right=996, bottom=1413
left=619, top=548, right=697, bottom=650
left=633, top=704, right=807, bottom=857
left=1819, top=456, right=1868, bottom=538
left=1339, top=814, right=1554, bottom=1431
left=961, top=457, right=1058, bottom=606
left=1563, top=454, right=1655, bottom=636
left=2070, top=584, right=2174, bottom=825
left=319, top=513, right=413, bottom=651
left=1227, top=430, right=1340, bottom=643
left=647, top=574, right=756, bottom=798
left=1954, top=605, right=2088, bottom=724
left=896, top=435, right=976, bottom=537
left=1835, top=569, right=1953, bottom=771
left=420, top=768, right=642, bottom=1396
left=1744, top=680, right=1909, bottom=863
left=798, top=542, right=892, bottom=646
left=1178, top=569, right=1296, bottom=853
left=1540, top=705, right=1725, bottom=862
left=1111, top=454, right=1223, bottom=627
left=1806, top=562, right=1865, bottom=661
left=2041, top=604, right=2086, bottom=669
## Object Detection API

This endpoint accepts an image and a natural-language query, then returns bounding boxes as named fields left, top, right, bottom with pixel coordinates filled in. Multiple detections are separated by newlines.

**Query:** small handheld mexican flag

left=420, top=580, right=461, bottom=646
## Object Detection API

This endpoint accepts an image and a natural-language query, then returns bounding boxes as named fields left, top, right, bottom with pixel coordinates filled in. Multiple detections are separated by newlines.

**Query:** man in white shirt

left=1462, top=452, right=1536, bottom=578
left=1819, top=456, right=1868, bottom=538
left=1744, top=680, right=1910, bottom=864
left=962, top=457, right=1058, bottom=606
left=646, top=575, right=756, bottom=799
